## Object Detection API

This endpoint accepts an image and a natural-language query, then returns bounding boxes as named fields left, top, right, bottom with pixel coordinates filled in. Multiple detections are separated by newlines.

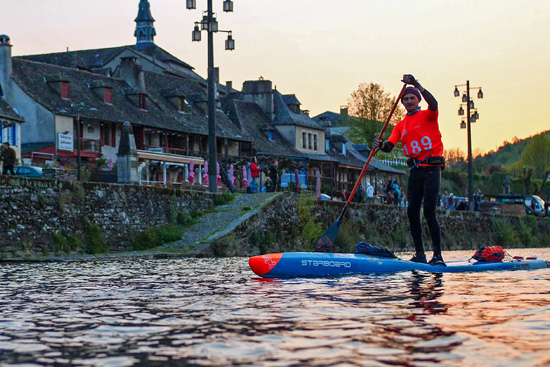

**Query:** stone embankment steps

left=157, top=192, right=282, bottom=255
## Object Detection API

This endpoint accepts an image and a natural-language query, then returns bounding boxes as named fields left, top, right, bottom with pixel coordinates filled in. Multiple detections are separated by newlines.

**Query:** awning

left=137, top=150, right=204, bottom=165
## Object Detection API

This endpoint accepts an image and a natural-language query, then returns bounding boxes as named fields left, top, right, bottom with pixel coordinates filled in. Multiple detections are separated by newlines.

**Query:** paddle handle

left=339, top=84, right=407, bottom=218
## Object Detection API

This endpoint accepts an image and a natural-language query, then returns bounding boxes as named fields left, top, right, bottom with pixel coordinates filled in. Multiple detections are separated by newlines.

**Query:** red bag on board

left=473, top=246, right=505, bottom=262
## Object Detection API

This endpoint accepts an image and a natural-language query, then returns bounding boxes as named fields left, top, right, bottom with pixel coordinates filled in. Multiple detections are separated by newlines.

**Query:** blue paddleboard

left=249, top=252, right=548, bottom=278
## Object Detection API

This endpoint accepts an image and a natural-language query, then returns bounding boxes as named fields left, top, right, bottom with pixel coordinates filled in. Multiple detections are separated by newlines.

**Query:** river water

left=1, top=249, right=549, bottom=367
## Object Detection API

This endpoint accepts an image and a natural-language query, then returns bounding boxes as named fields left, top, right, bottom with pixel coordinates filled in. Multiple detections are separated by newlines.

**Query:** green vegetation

left=37, top=194, right=47, bottom=209
left=210, top=234, right=236, bottom=257
left=52, top=231, right=82, bottom=253
left=518, top=216, right=537, bottom=247
left=334, top=220, right=360, bottom=253
left=346, top=82, right=404, bottom=147
left=491, top=217, right=518, bottom=247
left=213, top=192, right=235, bottom=206
left=250, top=231, right=276, bottom=254
left=176, top=209, right=201, bottom=226
left=57, top=193, right=72, bottom=213
left=66, top=234, right=81, bottom=251
left=132, top=207, right=203, bottom=251
left=297, top=193, right=324, bottom=250
left=390, top=222, right=409, bottom=248
left=442, top=131, right=550, bottom=200
left=86, top=223, right=109, bottom=254
left=131, top=225, right=185, bottom=251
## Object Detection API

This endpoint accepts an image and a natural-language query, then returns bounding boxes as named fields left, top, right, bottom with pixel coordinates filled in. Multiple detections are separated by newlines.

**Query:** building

left=0, top=35, right=25, bottom=166
left=314, top=108, right=406, bottom=198
left=1, top=0, right=403, bottom=195
left=0, top=1, right=301, bottom=188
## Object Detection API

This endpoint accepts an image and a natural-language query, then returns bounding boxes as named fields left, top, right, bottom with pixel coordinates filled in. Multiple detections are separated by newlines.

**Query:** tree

left=514, top=134, right=550, bottom=194
left=346, top=83, right=405, bottom=145
left=444, top=148, right=465, bottom=168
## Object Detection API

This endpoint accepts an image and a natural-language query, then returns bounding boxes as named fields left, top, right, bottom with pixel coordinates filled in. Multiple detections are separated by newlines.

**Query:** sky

left=3, top=0, right=550, bottom=154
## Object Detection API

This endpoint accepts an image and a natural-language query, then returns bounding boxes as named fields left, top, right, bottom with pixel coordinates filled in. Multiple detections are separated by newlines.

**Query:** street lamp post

left=71, top=102, right=85, bottom=181
left=187, top=0, right=234, bottom=193
left=454, top=81, right=483, bottom=211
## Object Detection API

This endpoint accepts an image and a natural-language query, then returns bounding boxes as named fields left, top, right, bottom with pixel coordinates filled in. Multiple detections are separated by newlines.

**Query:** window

left=177, top=97, right=186, bottom=112
left=308, top=133, right=312, bottom=150
left=268, top=131, right=274, bottom=141
left=60, top=82, right=70, bottom=99
left=102, top=123, right=111, bottom=146
left=3, top=123, right=18, bottom=146
left=139, top=94, right=147, bottom=110
left=313, top=134, right=318, bottom=151
left=302, top=132, right=307, bottom=149
left=104, top=88, right=112, bottom=104
left=111, top=124, right=116, bottom=147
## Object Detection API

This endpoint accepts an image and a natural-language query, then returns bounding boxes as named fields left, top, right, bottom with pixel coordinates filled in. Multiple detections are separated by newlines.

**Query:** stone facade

left=0, top=175, right=213, bottom=258
left=2, top=177, right=548, bottom=260
left=212, top=195, right=550, bottom=257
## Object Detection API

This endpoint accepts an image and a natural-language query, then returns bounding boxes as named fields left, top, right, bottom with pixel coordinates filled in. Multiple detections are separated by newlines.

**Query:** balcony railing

left=145, top=145, right=203, bottom=157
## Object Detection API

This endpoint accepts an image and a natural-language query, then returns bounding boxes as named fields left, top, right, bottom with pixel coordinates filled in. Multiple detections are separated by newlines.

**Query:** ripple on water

left=0, top=249, right=549, bottom=366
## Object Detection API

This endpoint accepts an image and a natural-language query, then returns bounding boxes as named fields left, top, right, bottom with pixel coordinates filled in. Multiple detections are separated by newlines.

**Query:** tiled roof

left=273, top=90, right=322, bottom=129
left=0, top=99, right=25, bottom=122
left=227, top=98, right=306, bottom=158
left=312, top=111, right=358, bottom=128
left=11, top=58, right=247, bottom=140
left=11, top=57, right=318, bottom=165
left=17, top=44, right=195, bottom=73
left=282, top=94, right=300, bottom=105
left=302, top=152, right=336, bottom=163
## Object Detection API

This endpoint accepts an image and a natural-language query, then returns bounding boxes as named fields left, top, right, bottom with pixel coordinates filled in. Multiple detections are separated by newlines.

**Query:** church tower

left=134, top=0, right=156, bottom=50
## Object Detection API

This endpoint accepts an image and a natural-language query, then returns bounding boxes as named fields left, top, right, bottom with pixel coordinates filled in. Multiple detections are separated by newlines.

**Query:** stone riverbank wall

left=2, top=176, right=549, bottom=259
left=0, top=175, right=213, bottom=259
left=210, top=194, right=550, bottom=257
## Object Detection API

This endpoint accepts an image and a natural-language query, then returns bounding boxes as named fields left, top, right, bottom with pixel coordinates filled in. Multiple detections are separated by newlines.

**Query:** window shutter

left=104, top=88, right=112, bottom=104
left=13, top=124, right=17, bottom=146
left=139, top=94, right=147, bottom=110
left=60, top=82, right=70, bottom=99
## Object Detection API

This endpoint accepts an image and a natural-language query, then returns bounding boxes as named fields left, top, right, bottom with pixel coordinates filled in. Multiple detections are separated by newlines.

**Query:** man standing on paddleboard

left=373, top=74, right=446, bottom=266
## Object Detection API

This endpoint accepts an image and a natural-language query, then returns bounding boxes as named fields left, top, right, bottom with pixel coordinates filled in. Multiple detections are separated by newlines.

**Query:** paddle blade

left=314, top=218, right=342, bottom=252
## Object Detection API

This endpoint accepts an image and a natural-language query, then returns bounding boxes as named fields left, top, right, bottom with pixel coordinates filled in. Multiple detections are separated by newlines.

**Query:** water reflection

left=409, top=271, right=447, bottom=315
left=0, top=250, right=549, bottom=366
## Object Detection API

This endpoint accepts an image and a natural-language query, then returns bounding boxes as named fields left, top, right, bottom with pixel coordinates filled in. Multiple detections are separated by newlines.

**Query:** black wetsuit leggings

left=407, top=166, right=442, bottom=256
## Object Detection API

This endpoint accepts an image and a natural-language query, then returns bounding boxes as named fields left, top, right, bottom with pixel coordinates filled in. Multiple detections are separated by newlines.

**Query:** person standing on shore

left=366, top=181, right=374, bottom=199
left=249, top=157, right=259, bottom=193
left=373, top=74, right=446, bottom=266
left=1, top=142, right=16, bottom=175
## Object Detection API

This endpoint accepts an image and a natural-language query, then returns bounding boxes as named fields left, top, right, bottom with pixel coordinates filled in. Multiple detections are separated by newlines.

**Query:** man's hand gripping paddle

left=314, top=84, right=407, bottom=252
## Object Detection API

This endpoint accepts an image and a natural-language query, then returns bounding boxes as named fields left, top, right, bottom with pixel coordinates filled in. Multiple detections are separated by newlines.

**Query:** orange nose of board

left=249, top=253, right=282, bottom=276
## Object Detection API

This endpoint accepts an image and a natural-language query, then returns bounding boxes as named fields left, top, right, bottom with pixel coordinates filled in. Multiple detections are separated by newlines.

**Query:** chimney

left=226, top=81, right=232, bottom=90
left=241, top=79, right=274, bottom=121
left=118, top=57, right=146, bottom=90
left=340, top=105, right=348, bottom=117
left=0, top=34, right=13, bottom=102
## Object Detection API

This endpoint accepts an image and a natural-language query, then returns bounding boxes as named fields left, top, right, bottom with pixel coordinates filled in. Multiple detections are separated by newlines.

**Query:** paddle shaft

left=337, top=84, right=407, bottom=221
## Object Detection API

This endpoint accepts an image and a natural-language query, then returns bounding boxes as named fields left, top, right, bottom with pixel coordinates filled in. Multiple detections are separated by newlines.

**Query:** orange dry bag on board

left=472, top=246, right=505, bottom=262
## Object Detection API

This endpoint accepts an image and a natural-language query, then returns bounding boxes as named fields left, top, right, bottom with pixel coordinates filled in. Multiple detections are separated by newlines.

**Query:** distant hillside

left=479, top=130, right=550, bottom=167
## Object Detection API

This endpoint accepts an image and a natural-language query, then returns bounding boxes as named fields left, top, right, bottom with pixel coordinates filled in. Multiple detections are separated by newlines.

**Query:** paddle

left=314, top=83, right=407, bottom=252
